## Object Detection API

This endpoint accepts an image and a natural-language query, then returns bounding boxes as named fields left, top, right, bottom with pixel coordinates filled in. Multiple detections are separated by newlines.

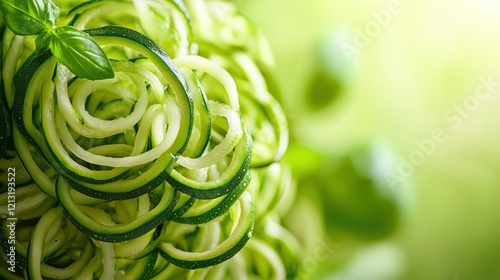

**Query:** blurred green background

left=239, top=0, right=500, bottom=279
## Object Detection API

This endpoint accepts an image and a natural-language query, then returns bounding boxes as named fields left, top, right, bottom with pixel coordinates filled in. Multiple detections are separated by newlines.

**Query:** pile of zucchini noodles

left=0, top=0, right=302, bottom=279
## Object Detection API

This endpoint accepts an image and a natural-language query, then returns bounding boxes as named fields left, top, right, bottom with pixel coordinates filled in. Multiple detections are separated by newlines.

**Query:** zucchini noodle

left=0, top=0, right=301, bottom=279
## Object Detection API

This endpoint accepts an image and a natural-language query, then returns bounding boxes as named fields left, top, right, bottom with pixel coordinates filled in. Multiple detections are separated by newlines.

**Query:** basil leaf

left=50, top=26, right=114, bottom=80
left=0, top=0, right=59, bottom=35
left=34, top=28, right=51, bottom=56
left=41, top=0, right=59, bottom=26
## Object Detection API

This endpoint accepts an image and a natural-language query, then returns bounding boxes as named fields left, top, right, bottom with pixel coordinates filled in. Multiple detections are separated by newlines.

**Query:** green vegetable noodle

left=0, top=0, right=299, bottom=279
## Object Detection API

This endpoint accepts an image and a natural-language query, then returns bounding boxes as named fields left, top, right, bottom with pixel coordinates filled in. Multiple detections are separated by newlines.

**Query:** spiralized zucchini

left=0, top=0, right=300, bottom=279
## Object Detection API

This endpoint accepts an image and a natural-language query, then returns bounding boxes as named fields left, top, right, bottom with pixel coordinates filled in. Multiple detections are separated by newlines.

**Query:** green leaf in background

left=0, top=0, right=59, bottom=35
left=306, top=70, right=343, bottom=110
left=317, top=145, right=402, bottom=241
left=288, top=143, right=405, bottom=241
left=50, top=26, right=114, bottom=80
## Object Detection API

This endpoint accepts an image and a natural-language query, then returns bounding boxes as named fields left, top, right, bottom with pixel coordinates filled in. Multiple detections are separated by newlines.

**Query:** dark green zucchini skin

left=57, top=176, right=179, bottom=243
left=171, top=171, right=250, bottom=225
left=167, top=129, right=253, bottom=200
left=0, top=103, right=8, bottom=159
left=160, top=192, right=255, bottom=270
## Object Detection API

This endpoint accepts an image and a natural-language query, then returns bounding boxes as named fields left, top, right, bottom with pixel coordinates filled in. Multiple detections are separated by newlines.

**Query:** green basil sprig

left=0, top=0, right=114, bottom=80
